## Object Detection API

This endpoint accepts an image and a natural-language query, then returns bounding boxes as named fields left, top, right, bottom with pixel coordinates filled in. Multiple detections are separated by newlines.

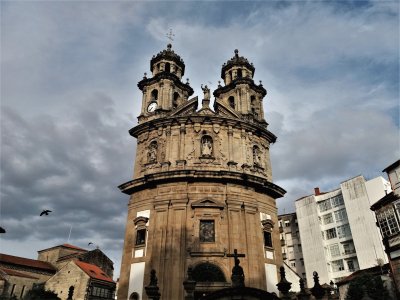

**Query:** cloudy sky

left=1, top=1, right=399, bottom=280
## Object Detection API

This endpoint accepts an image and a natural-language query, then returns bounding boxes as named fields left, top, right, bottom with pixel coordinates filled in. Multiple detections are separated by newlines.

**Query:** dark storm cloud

left=1, top=0, right=398, bottom=277
left=1, top=94, right=135, bottom=243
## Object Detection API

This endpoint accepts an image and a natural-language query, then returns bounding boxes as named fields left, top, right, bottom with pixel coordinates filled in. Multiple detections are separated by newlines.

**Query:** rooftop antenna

left=166, top=28, right=175, bottom=42
left=67, top=225, right=73, bottom=243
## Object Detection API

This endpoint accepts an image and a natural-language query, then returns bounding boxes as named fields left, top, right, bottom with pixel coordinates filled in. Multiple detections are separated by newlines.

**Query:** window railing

left=343, top=249, right=356, bottom=255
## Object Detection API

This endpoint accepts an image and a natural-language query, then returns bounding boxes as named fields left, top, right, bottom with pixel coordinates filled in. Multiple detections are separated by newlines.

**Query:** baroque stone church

left=118, top=44, right=286, bottom=300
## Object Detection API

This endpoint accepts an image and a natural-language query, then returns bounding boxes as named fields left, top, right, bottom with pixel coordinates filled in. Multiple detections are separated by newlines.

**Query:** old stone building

left=45, top=260, right=115, bottom=300
left=118, top=45, right=286, bottom=299
left=0, top=253, right=56, bottom=298
left=0, top=244, right=115, bottom=299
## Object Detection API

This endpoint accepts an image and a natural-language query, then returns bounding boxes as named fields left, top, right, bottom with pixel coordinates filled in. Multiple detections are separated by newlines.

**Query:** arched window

left=173, top=92, right=179, bottom=108
left=165, top=62, right=171, bottom=73
left=192, top=263, right=226, bottom=282
left=237, top=69, right=243, bottom=78
left=201, top=136, right=213, bottom=157
left=264, top=231, right=272, bottom=247
left=147, top=141, right=158, bottom=163
left=134, top=216, right=149, bottom=249
left=151, top=89, right=158, bottom=101
left=67, top=286, right=74, bottom=300
left=129, top=292, right=139, bottom=300
left=228, top=96, right=235, bottom=109
left=262, top=219, right=274, bottom=249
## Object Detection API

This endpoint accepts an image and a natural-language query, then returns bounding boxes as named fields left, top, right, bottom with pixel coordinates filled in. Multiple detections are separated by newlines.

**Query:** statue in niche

left=253, top=145, right=262, bottom=166
left=147, top=141, right=158, bottom=163
left=201, top=84, right=210, bottom=100
left=201, top=136, right=213, bottom=157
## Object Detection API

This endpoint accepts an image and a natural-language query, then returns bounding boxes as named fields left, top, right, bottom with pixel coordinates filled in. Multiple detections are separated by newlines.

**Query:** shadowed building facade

left=118, top=45, right=286, bottom=300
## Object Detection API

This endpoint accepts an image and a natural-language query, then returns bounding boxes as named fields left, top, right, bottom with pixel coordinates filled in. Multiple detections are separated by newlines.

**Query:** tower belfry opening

left=118, top=45, right=286, bottom=299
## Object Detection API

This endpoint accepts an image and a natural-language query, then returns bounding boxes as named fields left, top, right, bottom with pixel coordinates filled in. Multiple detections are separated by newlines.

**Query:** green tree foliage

left=345, top=273, right=392, bottom=300
left=0, top=295, right=18, bottom=300
left=23, top=288, right=60, bottom=300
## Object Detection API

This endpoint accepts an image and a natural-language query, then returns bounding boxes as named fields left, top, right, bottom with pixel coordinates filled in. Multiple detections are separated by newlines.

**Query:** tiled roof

left=38, top=243, right=87, bottom=253
left=0, top=253, right=56, bottom=272
left=62, top=244, right=86, bottom=251
left=370, top=191, right=400, bottom=211
left=57, top=252, right=82, bottom=262
left=383, top=159, right=400, bottom=173
left=336, top=264, right=390, bottom=286
left=0, top=267, right=39, bottom=279
left=74, top=260, right=114, bottom=283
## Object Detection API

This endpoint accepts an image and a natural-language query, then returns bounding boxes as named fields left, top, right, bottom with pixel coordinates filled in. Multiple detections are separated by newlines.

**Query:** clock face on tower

left=147, top=102, right=157, bottom=112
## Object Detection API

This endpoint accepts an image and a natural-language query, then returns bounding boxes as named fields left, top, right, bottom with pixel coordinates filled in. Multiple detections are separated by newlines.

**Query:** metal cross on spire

left=166, top=28, right=175, bottom=42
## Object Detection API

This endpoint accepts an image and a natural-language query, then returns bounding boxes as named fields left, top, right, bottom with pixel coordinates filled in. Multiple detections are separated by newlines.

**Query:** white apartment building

left=278, top=213, right=306, bottom=276
left=295, top=175, right=391, bottom=286
left=278, top=213, right=306, bottom=291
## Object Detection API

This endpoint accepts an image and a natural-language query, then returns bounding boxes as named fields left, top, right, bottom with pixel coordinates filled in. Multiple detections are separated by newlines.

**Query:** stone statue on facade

left=148, top=141, right=158, bottom=163
left=201, top=84, right=210, bottom=100
left=253, top=146, right=262, bottom=166
left=201, top=136, right=213, bottom=157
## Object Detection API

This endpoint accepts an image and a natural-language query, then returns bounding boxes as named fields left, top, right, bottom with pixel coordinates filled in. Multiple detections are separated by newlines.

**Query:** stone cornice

left=213, top=78, right=267, bottom=98
left=128, top=115, right=277, bottom=143
left=137, top=72, right=194, bottom=96
left=118, top=170, right=286, bottom=199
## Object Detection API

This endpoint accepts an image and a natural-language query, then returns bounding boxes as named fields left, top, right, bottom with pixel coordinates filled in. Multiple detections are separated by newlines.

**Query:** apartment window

left=318, top=199, right=332, bottom=212
left=343, top=243, right=355, bottom=255
left=377, top=207, right=400, bottom=237
left=347, top=260, right=356, bottom=272
left=285, top=221, right=290, bottom=227
left=395, top=201, right=400, bottom=218
left=325, top=228, right=337, bottom=240
left=290, top=262, right=296, bottom=267
left=323, top=213, right=334, bottom=225
left=331, top=195, right=344, bottom=207
left=334, top=209, right=348, bottom=222
left=337, top=224, right=351, bottom=238
left=329, top=243, right=340, bottom=257
left=331, top=259, right=345, bottom=272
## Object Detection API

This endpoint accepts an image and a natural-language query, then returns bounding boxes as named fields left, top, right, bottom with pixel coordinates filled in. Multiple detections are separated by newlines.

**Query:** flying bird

left=88, top=242, right=93, bottom=246
left=40, top=210, right=52, bottom=216
left=0, top=226, right=5, bottom=233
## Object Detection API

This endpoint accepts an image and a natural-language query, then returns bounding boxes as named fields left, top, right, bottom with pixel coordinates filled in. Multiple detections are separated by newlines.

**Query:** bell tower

left=137, top=43, right=194, bottom=123
left=214, top=49, right=266, bottom=123
left=118, top=46, right=285, bottom=300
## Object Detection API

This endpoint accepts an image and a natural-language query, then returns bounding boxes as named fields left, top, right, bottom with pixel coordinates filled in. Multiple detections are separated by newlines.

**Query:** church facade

left=118, top=44, right=286, bottom=300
